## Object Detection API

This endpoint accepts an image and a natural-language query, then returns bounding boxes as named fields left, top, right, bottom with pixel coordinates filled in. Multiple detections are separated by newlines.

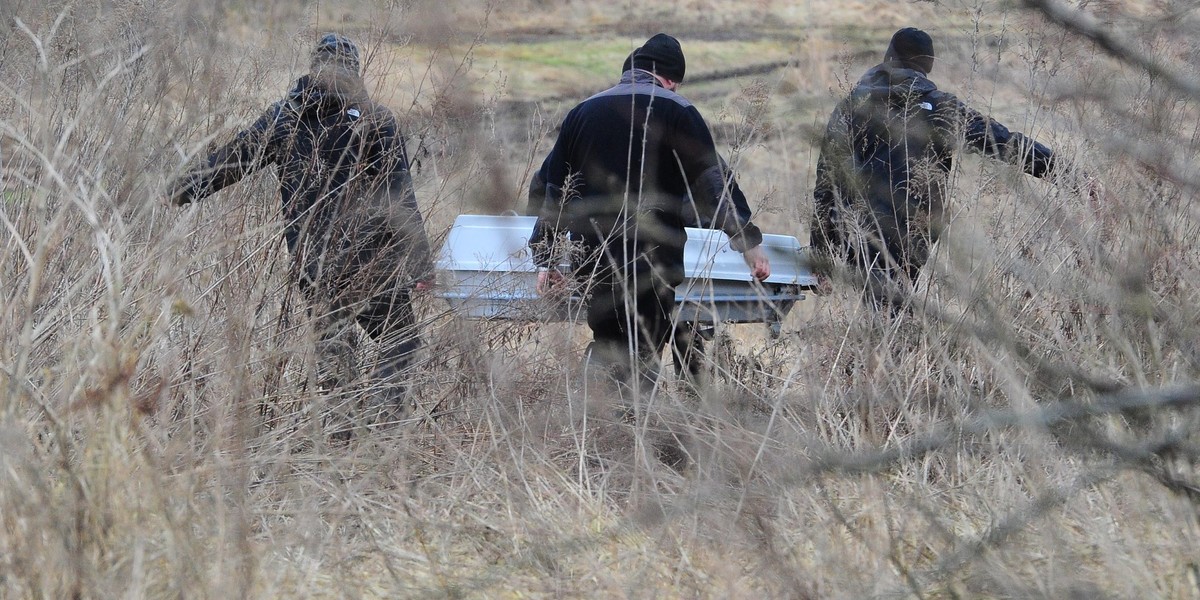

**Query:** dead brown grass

left=1, top=0, right=1198, bottom=598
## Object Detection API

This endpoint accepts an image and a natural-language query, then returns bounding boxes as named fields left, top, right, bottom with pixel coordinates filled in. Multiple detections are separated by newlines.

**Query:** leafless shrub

left=1, top=0, right=1199, bottom=597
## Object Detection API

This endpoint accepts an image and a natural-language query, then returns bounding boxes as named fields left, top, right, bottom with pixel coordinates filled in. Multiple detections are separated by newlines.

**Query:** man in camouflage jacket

left=812, top=27, right=1084, bottom=312
left=170, top=33, right=432, bottom=425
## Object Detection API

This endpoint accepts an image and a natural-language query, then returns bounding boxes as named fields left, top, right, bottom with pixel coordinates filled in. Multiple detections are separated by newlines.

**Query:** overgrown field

left=2, top=0, right=1199, bottom=597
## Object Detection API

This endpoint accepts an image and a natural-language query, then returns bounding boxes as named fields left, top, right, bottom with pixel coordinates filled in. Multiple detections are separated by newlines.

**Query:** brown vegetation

left=1, top=0, right=1198, bottom=597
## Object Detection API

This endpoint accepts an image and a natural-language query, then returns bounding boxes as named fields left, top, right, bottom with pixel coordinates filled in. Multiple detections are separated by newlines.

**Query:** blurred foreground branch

left=810, top=384, right=1200, bottom=478
left=1023, top=0, right=1200, bottom=98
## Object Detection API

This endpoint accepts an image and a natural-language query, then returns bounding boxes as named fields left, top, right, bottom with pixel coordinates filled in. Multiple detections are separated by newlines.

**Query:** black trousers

left=845, top=239, right=925, bottom=316
left=353, top=286, right=420, bottom=395
left=585, top=275, right=677, bottom=387
left=670, top=321, right=709, bottom=383
left=302, top=276, right=420, bottom=407
left=581, top=231, right=684, bottom=392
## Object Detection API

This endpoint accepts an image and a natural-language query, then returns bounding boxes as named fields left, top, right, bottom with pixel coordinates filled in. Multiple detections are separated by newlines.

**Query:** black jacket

left=171, top=68, right=433, bottom=297
left=812, top=61, right=1056, bottom=277
left=525, top=154, right=753, bottom=229
left=527, top=70, right=762, bottom=279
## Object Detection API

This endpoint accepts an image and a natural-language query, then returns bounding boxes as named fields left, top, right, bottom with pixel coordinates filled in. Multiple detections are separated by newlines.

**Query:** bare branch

left=1023, top=0, right=1200, bottom=98
left=808, top=384, right=1200, bottom=476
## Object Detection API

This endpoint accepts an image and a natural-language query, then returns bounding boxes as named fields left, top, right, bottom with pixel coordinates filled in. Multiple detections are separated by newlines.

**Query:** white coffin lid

left=436, top=215, right=542, bottom=273
left=435, top=214, right=817, bottom=287
left=683, top=228, right=816, bottom=286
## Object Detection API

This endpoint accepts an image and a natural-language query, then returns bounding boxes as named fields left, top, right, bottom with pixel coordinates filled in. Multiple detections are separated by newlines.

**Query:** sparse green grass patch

left=460, top=37, right=799, bottom=102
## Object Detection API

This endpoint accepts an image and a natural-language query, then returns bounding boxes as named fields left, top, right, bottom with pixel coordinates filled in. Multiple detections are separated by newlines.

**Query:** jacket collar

left=855, top=61, right=939, bottom=97
left=619, top=69, right=667, bottom=87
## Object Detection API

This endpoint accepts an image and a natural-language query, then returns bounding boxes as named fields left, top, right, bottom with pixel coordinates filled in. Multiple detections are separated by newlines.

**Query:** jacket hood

left=854, top=61, right=938, bottom=100
left=287, top=66, right=370, bottom=117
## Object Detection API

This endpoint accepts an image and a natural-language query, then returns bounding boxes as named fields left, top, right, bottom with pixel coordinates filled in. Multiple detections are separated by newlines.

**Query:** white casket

left=435, top=215, right=817, bottom=327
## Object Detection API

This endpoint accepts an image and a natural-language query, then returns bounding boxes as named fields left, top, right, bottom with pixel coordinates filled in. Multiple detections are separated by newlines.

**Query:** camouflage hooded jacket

left=171, top=67, right=433, bottom=295
left=811, top=61, right=1057, bottom=277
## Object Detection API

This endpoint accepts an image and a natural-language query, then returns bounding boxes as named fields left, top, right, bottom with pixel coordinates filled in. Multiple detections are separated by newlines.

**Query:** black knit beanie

left=884, top=27, right=935, bottom=74
left=621, top=33, right=686, bottom=82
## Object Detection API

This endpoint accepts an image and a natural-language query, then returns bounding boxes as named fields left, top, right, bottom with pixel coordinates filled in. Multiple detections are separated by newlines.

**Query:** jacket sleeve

left=523, top=164, right=546, bottom=217
left=811, top=102, right=854, bottom=265
left=671, top=106, right=763, bottom=252
left=933, top=91, right=1057, bottom=179
left=528, top=116, right=575, bottom=269
left=169, top=102, right=287, bottom=205
left=723, top=157, right=754, bottom=226
left=681, top=155, right=752, bottom=229
left=372, top=119, right=435, bottom=282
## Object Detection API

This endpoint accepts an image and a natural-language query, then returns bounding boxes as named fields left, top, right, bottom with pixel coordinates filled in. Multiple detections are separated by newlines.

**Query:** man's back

left=527, top=33, right=770, bottom=393
left=538, top=71, right=717, bottom=242
left=531, top=70, right=762, bottom=265
left=842, top=63, right=954, bottom=204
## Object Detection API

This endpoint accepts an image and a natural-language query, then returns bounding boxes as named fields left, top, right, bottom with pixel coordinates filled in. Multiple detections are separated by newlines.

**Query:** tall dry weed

left=0, top=0, right=1198, bottom=597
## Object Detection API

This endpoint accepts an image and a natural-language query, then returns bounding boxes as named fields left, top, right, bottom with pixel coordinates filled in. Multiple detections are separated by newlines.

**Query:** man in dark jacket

left=527, top=33, right=770, bottom=389
left=170, top=33, right=433, bottom=422
left=525, top=161, right=746, bottom=387
left=812, top=27, right=1085, bottom=312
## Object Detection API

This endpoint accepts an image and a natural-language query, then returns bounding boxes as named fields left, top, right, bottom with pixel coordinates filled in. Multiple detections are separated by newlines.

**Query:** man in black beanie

left=169, top=33, right=433, bottom=435
left=526, top=33, right=770, bottom=392
left=811, top=27, right=1095, bottom=314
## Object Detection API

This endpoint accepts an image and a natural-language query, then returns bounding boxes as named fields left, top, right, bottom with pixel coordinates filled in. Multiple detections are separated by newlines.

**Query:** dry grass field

left=2, top=0, right=1200, bottom=597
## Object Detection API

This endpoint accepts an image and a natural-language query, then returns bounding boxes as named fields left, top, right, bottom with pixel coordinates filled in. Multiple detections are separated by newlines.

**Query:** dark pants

left=846, top=239, right=925, bottom=316
left=303, top=278, right=420, bottom=411
left=671, top=321, right=709, bottom=384
left=580, top=224, right=684, bottom=393
left=353, top=286, right=420, bottom=402
left=585, top=275, right=677, bottom=391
